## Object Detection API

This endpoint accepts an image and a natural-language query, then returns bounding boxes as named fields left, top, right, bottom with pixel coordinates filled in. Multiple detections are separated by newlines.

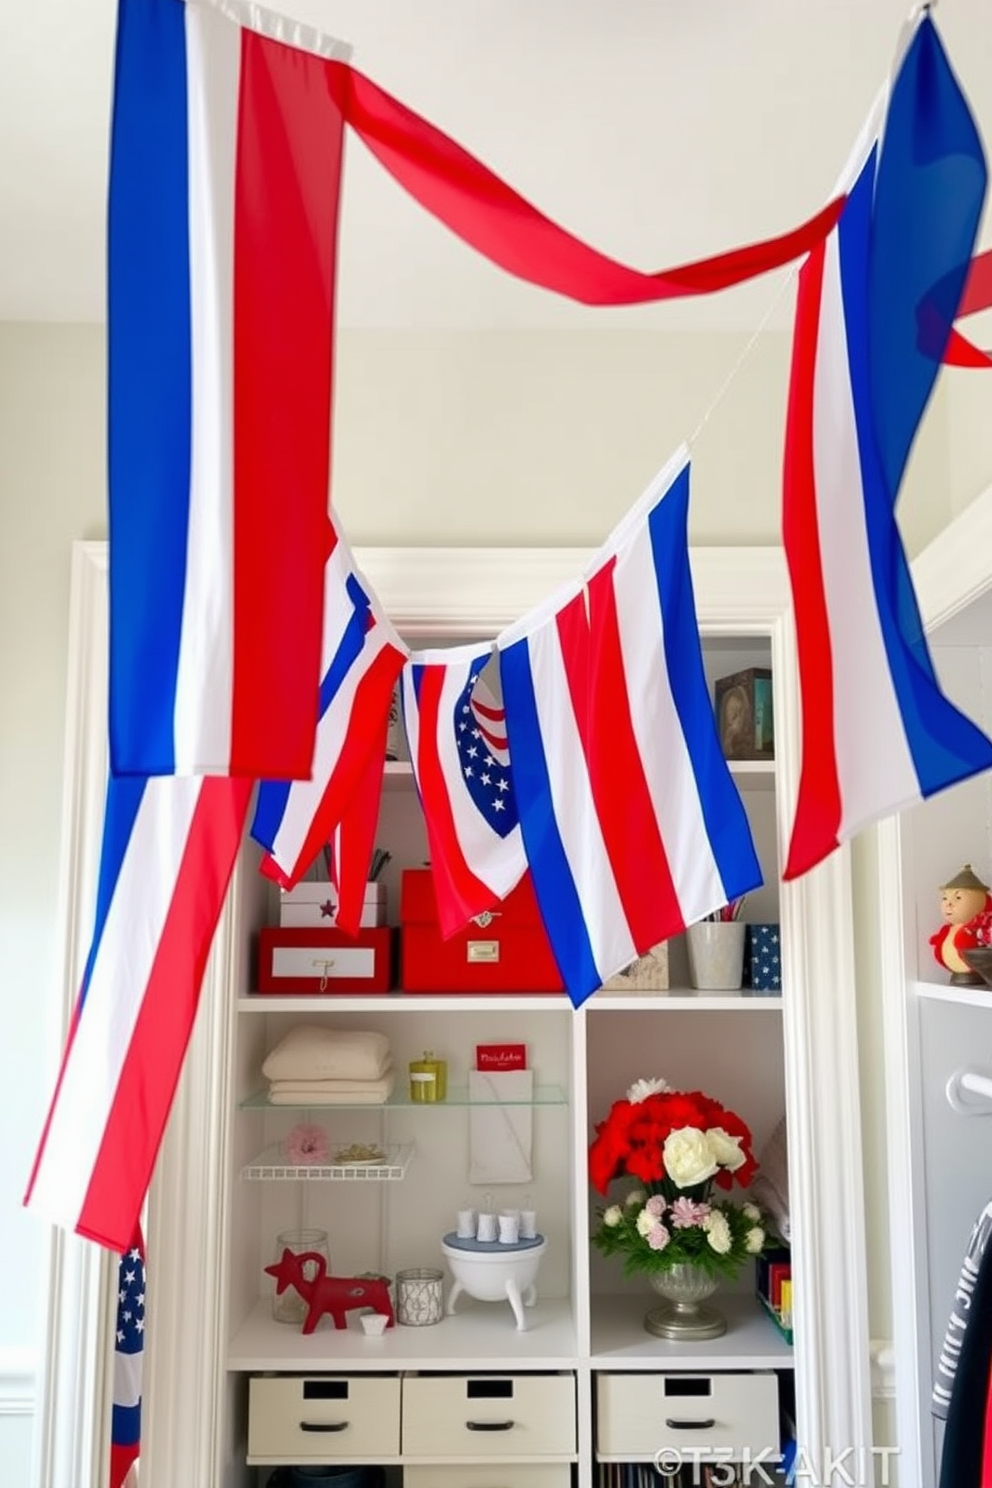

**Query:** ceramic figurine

left=929, top=864, right=992, bottom=986
left=264, top=1250, right=395, bottom=1333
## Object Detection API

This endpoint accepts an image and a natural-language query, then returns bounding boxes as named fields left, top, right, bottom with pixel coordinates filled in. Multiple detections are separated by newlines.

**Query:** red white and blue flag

left=110, top=1226, right=145, bottom=1488
left=401, top=646, right=527, bottom=937
left=781, top=15, right=992, bottom=880
left=251, top=516, right=408, bottom=930
left=24, top=776, right=251, bottom=1252
left=107, top=0, right=348, bottom=779
left=497, top=448, right=762, bottom=1007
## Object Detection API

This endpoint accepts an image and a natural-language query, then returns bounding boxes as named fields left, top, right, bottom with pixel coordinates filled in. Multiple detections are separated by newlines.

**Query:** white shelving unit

left=878, top=485, right=992, bottom=1488
left=40, top=542, right=874, bottom=1488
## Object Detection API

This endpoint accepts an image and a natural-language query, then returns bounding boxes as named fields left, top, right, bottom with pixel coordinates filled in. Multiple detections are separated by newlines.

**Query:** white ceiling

left=2, top=0, right=991, bottom=331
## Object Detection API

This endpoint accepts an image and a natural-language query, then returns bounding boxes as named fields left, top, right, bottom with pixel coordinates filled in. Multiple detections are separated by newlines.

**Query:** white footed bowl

left=441, top=1236, right=546, bottom=1331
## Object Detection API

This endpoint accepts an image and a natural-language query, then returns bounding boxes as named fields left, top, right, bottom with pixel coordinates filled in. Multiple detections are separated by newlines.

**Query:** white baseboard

left=0, top=1349, right=35, bottom=1417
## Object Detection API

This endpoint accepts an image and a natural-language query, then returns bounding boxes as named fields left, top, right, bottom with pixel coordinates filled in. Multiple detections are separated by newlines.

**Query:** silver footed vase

left=644, top=1263, right=726, bottom=1340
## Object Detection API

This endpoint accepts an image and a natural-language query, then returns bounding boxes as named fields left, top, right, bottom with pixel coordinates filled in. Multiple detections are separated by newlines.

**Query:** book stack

left=756, top=1244, right=793, bottom=1344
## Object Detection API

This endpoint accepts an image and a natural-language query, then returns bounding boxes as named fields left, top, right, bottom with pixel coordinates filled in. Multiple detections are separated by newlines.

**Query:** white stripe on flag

left=527, top=620, right=636, bottom=981
left=176, top=5, right=240, bottom=772
left=813, top=228, right=918, bottom=836
left=615, top=528, right=725, bottom=915
left=28, top=780, right=201, bottom=1228
left=114, top=1348, right=142, bottom=1412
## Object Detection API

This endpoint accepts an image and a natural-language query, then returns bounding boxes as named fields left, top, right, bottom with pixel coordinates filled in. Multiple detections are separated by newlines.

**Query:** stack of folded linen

left=262, top=1026, right=394, bottom=1104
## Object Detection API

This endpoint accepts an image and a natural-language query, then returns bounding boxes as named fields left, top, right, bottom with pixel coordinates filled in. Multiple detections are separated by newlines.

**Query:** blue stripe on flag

left=107, top=0, right=192, bottom=774
left=498, top=636, right=597, bottom=1003
left=79, top=778, right=146, bottom=1011
left=648, top=467, right=762, bottom=899
left=841, top=139, right=992, bottom=799
left=111, top=1402, right=141, bottom=1450
left=868, top=15, right=987, bottom=508
left=318, top=576, right=371, bottom=716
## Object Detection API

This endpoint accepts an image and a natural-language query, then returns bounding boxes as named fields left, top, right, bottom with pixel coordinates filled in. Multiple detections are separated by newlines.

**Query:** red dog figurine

left=265, top=1249, right=395, bottom=1333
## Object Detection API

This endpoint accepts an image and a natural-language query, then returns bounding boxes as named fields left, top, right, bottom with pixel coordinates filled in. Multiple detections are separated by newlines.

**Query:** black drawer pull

left=665, top=1417, right=716, bottom=1431
left=300, top=1420, right=349, bottom=1432
left=466, top=1419, right=515, bottom=1431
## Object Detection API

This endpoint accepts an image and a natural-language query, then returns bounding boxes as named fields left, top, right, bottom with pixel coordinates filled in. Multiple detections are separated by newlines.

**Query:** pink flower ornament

left=284, top=1122, right=330, bottom=1165
left=669, top=1196, right=712, bottom=1229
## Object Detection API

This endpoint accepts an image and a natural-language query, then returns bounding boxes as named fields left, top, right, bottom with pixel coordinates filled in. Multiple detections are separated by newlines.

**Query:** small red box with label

left=257, top=926, right=395, bottom=994
left=476, top=1043, right=527, bottom=1072
left=400, top=869, right=564, bottom=994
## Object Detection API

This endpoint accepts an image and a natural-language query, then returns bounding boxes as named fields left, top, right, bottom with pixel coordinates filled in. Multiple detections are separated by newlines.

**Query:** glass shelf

left=242, top=1141, right=414, bottom=1181
left=239, top=1083, right=568, bottom=1110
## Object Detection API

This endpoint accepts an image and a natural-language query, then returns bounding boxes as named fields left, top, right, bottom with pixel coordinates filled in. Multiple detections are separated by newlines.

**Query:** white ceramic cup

left=498, top=1213, right=520, bottom=1244
left=456, top=1208, right=476, bottom=1238
left=520, top=1208, right=538, bottom=1239
left=476, top=1212, right=498, bottom=1242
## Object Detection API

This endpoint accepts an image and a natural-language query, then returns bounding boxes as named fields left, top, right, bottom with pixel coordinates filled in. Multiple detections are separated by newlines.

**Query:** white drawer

left=596, top=1371, right=779, bottom=1459
left=404, top=1468, right=571, bottom=1488
left=402, top=1374, right=576, bottom=1458
left=247, top=1374, right=400, bottom=1462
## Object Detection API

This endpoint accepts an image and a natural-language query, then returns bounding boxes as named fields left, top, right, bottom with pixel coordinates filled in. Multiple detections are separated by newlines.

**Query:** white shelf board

left=239, top=993, right=572, bottom=1013
left=228, top=1295, right=577, bottom=1371
left=242, top=1142, right=414, bottom=1181
left=590, top=1291, right=793, bottom=1370
left=588, top=992, right=783, bottom=1011
left=728, top=759, right=776, bottom=792
left=915, top=979, right=992, bottom=1011
left=240, top=1085, right=567, bottom=1110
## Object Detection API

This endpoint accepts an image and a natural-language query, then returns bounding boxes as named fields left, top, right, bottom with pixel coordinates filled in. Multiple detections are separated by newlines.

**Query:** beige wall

left=0, top=317, right=984, bottom=1475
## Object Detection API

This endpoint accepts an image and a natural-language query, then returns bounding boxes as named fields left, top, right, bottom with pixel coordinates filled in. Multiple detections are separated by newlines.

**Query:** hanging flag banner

left=402, top=645, right=528, bottom=937
left=110, top=1226, right=145, bottom=1488
left=107, top=0, right=349, bottom=780
left=498, top=448, right=763, bottom=1008
left=24, top=775, right=251, bottom=1252
left=251, top=514, right=408, bottom=930
left=782, top=14, right=992, bottom=881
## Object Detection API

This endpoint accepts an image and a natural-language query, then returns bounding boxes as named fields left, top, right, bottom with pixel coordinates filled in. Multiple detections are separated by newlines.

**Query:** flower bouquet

left=589, top=1077, right=767, bottom=1284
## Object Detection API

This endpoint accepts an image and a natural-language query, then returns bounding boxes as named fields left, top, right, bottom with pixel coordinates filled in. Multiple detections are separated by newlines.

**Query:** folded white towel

left=262, top=1026, right=391, bottom=1083
left=268, top=1062, right=393, bottom=1095
left=267, top=1069, right=395, bottom=1105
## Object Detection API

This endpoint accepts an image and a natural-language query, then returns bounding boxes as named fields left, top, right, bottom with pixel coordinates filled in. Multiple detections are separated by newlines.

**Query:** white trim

left=0, top=1349, right=35, bottom=1417
left=912, top=481, right=992, bottom=634
left=31, top=543, right=117, bottom=1488
left=41, top=541, right=874, bottom=1488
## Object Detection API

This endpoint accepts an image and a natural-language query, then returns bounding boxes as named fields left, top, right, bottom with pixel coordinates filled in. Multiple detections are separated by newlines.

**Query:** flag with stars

left=401, top=644, right=527, bottom=937
left=110, top=1225, right=145, bottom=1488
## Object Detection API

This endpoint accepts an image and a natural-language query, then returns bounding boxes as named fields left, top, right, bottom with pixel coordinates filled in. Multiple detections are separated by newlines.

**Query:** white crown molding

left=912, top=480, right=992, bottom=632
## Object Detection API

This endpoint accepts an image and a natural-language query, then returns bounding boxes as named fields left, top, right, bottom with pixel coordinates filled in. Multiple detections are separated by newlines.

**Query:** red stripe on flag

left=782, top=243, right=842, bottom=881
left=230, top=33, right=345, bottom=778
left=328, top=716, right=389, bottom=936
left=259, top=643, right=406, bottom=891
left=558, top=567, right=683, bottom=948
left=77, top=780, right=251, bottom=1251
left=416, top=665, right=499, bottom=936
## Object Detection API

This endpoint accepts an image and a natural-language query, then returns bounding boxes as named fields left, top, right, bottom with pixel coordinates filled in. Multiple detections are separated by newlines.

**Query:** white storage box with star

left=278, top=881, right=386, bottom=928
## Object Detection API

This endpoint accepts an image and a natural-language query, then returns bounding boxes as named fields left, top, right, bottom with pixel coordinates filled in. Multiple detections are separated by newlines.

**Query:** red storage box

left=400, top=870, right=564, bottom=994
left=257, top=926, right=396, bottom=994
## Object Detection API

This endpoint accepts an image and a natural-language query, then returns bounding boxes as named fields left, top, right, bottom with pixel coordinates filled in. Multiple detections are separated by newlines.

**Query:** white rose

left=663, top=1127, right=719, bottom=1188
left=624, top=1188, right=646, bottom=1208
left=603, top=1205, right=623, bottom=1228
left=745, top=1226, right=765, bottom=1254
left=704, top=1211, right=733, bottom=1254
left=627, top=1076, right=672, bottom=1103
left=636, top=1207, right=660, bottom=1237
left=706, top=1126, right=746, bottom=1171
left=743, top=1202, right=761, bottom=1222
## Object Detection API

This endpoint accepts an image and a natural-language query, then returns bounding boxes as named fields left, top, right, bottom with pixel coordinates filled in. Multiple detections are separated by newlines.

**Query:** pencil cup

left=686, top=921, right=746, bottom=992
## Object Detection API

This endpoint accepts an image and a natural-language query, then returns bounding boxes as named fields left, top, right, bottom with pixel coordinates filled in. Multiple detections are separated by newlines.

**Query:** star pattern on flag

left=454, top=668, right=519, bottom=838
left=117, top=1245, right=146, bottom=1349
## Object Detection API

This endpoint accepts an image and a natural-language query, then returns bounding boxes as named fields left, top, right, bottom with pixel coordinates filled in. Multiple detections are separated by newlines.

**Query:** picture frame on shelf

left=715, top=666, right=774, bottom=761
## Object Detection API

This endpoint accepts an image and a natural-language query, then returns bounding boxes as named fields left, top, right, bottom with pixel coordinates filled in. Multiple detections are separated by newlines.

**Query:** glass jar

left=408, top=1050, right=447, bottom=1102
left=395, top=1267, right=444, bottom=1325
left=270, top=1228, right=331, bottom=1325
